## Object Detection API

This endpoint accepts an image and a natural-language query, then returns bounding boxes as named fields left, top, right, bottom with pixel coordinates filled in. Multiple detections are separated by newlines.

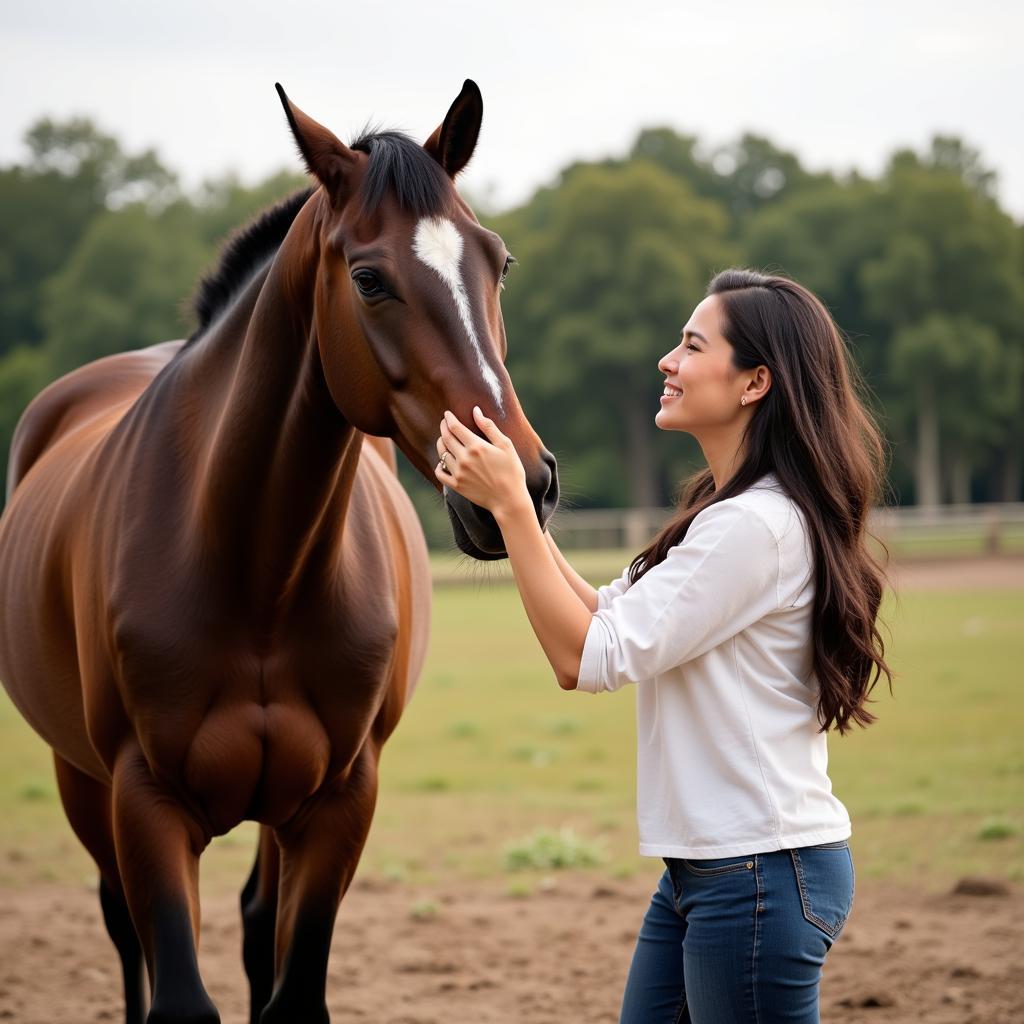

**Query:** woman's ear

left=745, top=365, right=772, bottom=404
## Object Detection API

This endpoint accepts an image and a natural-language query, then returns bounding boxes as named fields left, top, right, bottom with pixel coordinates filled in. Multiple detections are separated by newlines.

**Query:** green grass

left=1, top=575, right=1021, bottom=893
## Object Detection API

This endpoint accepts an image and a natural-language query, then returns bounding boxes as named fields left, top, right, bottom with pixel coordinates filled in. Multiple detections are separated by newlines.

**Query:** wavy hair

left=628, top=268, right=894, bottom=734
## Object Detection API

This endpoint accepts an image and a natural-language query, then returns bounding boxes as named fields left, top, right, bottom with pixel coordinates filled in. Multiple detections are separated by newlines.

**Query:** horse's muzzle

left=444, top=447, right=559, bottom=561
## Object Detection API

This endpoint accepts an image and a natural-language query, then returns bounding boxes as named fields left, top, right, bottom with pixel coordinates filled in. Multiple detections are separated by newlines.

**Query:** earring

left=741, top=397, right=747, bottom=406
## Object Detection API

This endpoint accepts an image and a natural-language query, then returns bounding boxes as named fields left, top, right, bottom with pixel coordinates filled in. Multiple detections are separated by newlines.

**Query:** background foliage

left=1, top=118, right=1021, bottom=519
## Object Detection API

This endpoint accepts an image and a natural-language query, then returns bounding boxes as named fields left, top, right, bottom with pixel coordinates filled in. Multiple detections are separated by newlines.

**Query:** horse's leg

left=240, top=825, right=280, bottom=1024
left=54, top=753, right=149, bottom=1024
left=258, top=744, right=379, bottom=1024
left=111, top=742, right=219, bottom=1024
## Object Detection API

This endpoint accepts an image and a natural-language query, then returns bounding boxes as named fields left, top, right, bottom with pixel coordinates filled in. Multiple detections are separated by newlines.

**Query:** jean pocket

left=679, top=854, right=756, bottom=876
left=789, top=845, right=855, bottom=939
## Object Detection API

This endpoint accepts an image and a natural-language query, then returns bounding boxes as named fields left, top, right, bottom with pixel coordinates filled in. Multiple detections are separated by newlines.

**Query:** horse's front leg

left=111, top=742, right=219, bottom=1024
left=259, top=743, right=380, bottom=1024
left=54, top=752, right=149, bottom=1024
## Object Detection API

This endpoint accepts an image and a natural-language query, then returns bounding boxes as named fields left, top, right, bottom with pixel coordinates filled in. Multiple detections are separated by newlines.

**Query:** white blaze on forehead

left=412, top=216, right=504, bottom=412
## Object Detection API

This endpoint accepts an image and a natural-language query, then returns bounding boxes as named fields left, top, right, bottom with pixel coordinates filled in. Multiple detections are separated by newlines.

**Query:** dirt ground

left=885, top=553, right=1024, bottom=592
left=2, top=554, right=1020, bottom=1022
left=0, top=872, right=1020, bottom=1023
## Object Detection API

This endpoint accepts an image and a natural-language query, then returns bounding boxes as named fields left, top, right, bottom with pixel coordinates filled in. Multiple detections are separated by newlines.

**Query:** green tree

left=863, top=149, right=1023, bottom=503
left=744, top=136, right=1023, bottom=503
left=0, top=345, right=49, bottom=496
left=888, top=316, right=1018, bottom=505
left=25, top=117, right=178, bottom=209
left=632, top=128, right=835, bottom=235
left=40, top=200, right=209, bottom=377
left=0, top=117, right=179, bottom=355
left=492, top=160, right=735, bottom=507
left=193, top=169, right=309, bottom=249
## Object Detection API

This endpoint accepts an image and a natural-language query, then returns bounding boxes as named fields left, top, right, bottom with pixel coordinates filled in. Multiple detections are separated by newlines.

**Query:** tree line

left=1, top=117, right=1021, bottom=523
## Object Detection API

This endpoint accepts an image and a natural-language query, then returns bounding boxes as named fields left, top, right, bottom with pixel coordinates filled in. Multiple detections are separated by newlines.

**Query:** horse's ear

left=424, top=79, right=483, bottom=179
left=275, top=83, right=356, bottom=207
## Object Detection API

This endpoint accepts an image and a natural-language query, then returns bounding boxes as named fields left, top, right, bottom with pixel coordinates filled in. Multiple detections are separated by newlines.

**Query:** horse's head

left=274, top=81, right=557, bottom=560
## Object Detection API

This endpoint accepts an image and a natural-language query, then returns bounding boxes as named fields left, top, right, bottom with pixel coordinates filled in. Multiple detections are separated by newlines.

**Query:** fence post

left=624, top=509, right=651, bottom=551
left=984, top=507, right=1001, bottom=555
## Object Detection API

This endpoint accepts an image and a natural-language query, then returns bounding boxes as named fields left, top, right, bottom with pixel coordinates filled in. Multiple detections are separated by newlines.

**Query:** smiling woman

left=437, top=266, right=892, bottom=1023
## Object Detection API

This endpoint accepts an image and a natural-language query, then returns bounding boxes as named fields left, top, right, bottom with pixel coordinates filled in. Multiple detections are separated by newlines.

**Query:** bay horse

left=0, top=80, right=558, bottom=1023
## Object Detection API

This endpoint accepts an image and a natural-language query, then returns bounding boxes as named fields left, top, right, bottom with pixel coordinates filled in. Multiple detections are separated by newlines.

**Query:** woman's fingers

left=443, top=410, right=478, bottom=448
left=439, top=418, right=462, bottom=456
left=472, top=405, right=510, bottom=447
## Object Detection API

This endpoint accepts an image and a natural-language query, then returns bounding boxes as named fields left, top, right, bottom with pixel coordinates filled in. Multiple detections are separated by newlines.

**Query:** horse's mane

left=186, top=129, right=449, bottom=342
left=188, top=187, right=314, bottom=338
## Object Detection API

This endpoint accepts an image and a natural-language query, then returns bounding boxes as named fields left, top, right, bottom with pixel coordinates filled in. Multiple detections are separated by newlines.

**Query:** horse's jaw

left=443, top=490, right=508, bottom=561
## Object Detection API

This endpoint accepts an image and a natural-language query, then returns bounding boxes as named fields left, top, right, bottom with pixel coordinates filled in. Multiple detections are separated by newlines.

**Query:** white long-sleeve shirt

left=576, top=472, right=853, bottom=858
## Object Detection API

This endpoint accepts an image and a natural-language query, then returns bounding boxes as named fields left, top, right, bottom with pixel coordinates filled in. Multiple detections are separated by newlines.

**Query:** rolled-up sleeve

left=596, top=565, right=633, bottom=610
left=576, top=503, right=782, bottom=693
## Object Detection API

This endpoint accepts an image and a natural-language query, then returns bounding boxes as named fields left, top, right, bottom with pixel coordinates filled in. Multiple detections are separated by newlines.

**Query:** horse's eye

left=352, top=269, right=385, bottom=297
left=500, top=254, right=517, bottom=283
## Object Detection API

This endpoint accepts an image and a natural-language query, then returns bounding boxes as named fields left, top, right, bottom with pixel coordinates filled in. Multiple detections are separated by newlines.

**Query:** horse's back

left=6, top=340, right=184, bottom=498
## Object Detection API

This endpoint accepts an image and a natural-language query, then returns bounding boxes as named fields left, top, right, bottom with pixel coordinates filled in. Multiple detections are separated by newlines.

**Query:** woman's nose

left=658, top=353, right=678, bottom=373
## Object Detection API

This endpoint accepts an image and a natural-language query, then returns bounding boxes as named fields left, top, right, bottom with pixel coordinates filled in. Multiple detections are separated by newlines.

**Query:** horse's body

left=2, top=328, right=425, bottom=806
left=0, top=81, right=556, bottom=1023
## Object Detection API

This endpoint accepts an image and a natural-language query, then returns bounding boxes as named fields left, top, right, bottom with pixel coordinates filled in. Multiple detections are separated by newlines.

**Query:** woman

left=435, top=267, right=892, bottom=1023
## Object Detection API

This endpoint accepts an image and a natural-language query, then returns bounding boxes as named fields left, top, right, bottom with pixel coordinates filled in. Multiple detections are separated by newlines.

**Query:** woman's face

left=655, top=294, right=748, bottom=434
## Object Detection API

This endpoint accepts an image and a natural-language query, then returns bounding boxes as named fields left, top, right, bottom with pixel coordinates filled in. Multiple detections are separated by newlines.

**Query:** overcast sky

left=2, top=0, right=1021, bottom=219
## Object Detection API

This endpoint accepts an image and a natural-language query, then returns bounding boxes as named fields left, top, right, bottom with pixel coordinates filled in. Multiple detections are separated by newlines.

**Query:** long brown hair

left=629, top=267, right=894, bottom=735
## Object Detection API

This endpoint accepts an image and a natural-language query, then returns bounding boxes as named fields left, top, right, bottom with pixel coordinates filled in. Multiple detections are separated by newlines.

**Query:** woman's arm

left=544, top=531, right=599, bottom=612
left=494, top=504, right=592, bottom=689
left=436, top=408, right=591, bottom=689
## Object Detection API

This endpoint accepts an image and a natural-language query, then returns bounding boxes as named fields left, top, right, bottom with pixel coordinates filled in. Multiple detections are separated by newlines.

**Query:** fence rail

left=544, top=502, right=1024, bottom=555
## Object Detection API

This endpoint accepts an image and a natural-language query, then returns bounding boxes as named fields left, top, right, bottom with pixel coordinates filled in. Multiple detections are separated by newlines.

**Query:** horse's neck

left=181, top=202, right=359, bottom=618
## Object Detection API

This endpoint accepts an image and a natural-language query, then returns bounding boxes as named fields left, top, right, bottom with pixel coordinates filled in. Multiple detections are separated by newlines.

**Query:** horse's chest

left=116, top=604, right=399, bottom=833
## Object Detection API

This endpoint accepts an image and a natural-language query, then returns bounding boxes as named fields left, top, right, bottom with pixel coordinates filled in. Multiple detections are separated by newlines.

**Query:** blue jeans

left=619, top=841, right=855, bottom=1023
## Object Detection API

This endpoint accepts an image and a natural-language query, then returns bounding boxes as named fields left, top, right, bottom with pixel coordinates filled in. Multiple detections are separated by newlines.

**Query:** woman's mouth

left=660, top=383, right=683, bottom=403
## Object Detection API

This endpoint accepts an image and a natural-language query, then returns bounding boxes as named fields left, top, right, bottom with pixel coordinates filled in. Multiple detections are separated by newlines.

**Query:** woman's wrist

left=491, top=490, right=535, bottom=529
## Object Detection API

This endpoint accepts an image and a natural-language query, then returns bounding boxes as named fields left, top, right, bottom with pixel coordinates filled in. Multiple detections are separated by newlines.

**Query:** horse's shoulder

left=359, top=434, right=397, bottom=474
left=7, top=340, right=185, bottom=495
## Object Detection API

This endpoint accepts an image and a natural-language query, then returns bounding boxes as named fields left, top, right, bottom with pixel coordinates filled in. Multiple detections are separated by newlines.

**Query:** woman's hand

left=435, top=406, right=531, bottom=519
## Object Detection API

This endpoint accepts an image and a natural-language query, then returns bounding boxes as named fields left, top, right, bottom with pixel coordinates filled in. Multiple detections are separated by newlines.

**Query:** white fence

left=545, top=502, right=1024, bottom=554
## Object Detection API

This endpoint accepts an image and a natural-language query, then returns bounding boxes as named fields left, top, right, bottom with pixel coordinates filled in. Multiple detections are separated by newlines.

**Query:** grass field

left=1, top=561, right=1021, bottom=896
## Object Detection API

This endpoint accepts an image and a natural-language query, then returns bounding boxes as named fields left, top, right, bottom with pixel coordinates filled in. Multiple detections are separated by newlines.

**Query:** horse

left=0, top=79, right=558, bottom=1024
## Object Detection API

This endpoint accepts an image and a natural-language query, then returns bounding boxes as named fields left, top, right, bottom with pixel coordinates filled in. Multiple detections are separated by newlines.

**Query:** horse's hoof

left=146, top=998, right=220, bottom=1024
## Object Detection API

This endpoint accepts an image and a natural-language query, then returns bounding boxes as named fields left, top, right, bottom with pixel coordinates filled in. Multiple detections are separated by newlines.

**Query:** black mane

left=188, top=187, right=314, bottom=337
left=187, top=129, right=450, bottom=340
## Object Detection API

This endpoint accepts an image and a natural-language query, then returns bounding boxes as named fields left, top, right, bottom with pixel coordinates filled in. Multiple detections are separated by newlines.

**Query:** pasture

left=2, top=555, right=1021, bottom=895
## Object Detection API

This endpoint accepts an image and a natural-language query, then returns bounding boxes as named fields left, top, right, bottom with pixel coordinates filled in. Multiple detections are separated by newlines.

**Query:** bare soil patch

left=1, top=873, right=1020, bottom=1023
left=887, top=554, right=1024, bottom=592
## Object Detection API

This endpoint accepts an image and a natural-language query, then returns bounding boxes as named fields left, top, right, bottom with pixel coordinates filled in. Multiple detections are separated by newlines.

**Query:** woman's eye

left=353, top=270, right=385, bottom=297
left=686, top=342, right=699, bottom=351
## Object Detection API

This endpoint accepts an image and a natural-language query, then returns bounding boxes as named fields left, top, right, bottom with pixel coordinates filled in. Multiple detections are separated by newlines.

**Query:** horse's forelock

left=350, top=127, right=451, bottom=219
